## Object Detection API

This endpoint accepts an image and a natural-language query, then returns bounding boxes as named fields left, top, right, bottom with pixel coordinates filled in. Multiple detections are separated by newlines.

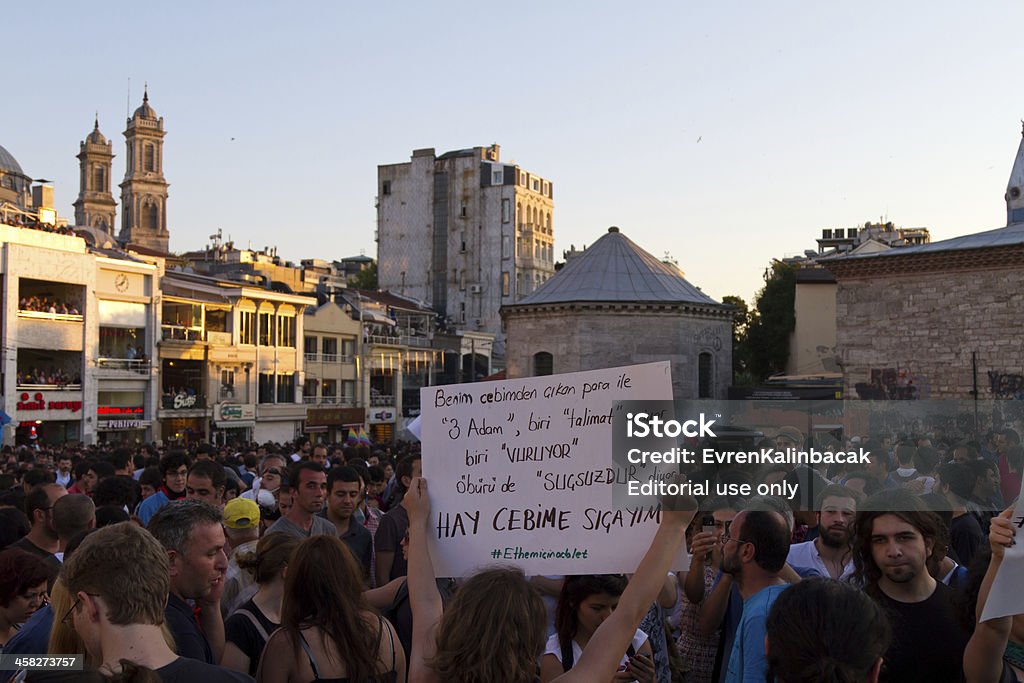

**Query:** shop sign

left=367, top=408, right=396, bottom=424
left=218, top=404, right=256, bottom=421
left=98, top=406, right=144, bottom=416
left=306, top=407, right=365, bottom=427
left=100, top=420, right=144, bottom=430
left=171, top=393, right=198, bottom=409
left=17, top=393, right=83, bottom=413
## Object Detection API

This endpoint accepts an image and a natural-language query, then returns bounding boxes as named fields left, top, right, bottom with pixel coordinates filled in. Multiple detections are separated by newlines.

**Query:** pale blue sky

left=4, top=2, right=1024, bottom=303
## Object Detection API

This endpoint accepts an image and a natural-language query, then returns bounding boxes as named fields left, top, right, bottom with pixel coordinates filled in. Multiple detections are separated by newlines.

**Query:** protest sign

left=420, top=361, right=688, bottom=577
left=980, top=495, right=1024, bottom=622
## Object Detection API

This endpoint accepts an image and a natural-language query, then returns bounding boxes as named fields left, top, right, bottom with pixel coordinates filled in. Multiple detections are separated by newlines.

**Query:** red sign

left=98, top=406, right=144, bottom=416
left=17, top=392, right=83, bottom=413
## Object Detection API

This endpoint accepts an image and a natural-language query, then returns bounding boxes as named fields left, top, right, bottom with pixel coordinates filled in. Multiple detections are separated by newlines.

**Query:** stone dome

left=0, top=144, right=24, bottom=175
left=87, top=118, right=107, bottom=145
left=133, top=91, right=157, bottom=120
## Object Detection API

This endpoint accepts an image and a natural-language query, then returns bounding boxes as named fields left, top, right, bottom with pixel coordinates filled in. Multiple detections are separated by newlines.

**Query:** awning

left=215, top=421, right=255, bottom=429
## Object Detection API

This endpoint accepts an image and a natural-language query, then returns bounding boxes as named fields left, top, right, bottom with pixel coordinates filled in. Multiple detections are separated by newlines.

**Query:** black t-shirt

left=165, top=593, right=214, bottom=664
left=224, top=598, right=279, bottom=677
left=876, top=581, right=969, bottom=683
left=375, top=505, right=409, bottom=580
left=156, top=656, right=255, bottom=682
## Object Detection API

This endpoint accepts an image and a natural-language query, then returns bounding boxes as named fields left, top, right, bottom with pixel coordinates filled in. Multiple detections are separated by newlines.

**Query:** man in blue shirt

left=136, top=451, right=190, bottom=525
left=721, top=508, right=791, bottom=683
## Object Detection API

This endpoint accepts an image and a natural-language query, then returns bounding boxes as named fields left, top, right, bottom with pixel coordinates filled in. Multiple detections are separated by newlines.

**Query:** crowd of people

left=3, top=212, right=77, bottom=236
left=15, top=367, right=80, bottom=388
left=0, top=426, right=1019, bottom=683
left=17, top=296, right=81, bottom=316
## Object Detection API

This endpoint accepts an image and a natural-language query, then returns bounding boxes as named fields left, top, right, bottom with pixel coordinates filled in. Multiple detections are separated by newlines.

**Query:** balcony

left=161, top=325, right=205, bottom=342
left=321, top=353, right=339, bottom=363
left=370, top=394, right=394, bottom=407
left=18, top=310, right=84, bottom=323
left=17, top=312, right=85, bottom=352
left=366, top=334, right=401, bottom=347
left=402, top=335, right=432, bottom=348
left=340, top=354, right=355, bottom=363
left=304, top=352, right=318, bottom=362
left=304, top=396, right=356, bottom=407
left=16, top=382, right=83, bottom=392
left=96, top=358, right=151, bottom=375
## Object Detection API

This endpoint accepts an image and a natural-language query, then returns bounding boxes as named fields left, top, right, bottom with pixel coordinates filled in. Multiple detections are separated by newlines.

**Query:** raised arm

left=964, top=507, right=1016, bottom=683
left=405, top=478, right=443, bottom=683
left=555, top=483, right=698, bottom=683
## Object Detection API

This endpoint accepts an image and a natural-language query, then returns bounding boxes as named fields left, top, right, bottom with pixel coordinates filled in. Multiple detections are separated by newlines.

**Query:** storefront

left=367, top=407, right=396, bottom=445
left=213, top=403, right=256, bottom=446
left=97, top=392, right=150, bottom=444
left=14, top=391, right=85, bottom=445
left=160, top=417, right=206, bottom=444
left=305, top=407, right=365, bottom=444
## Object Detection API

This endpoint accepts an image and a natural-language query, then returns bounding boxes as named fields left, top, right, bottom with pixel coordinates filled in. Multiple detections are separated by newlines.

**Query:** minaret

left=73, top=115, right=117, bottom=231
left=1006, top=121, right=1024, bottom=225
left=119, top=87, right=169, bottom=252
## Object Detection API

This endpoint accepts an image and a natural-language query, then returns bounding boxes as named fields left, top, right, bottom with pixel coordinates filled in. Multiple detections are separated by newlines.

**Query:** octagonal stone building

left=501, top=227, right=733, bottom=399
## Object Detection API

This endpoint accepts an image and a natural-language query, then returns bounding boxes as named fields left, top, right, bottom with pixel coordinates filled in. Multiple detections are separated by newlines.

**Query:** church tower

left=1006, top=122, right=1024, bottom=225
left=119, top=88, right=169, bottom=252
left=73, top=116, right=117, bottom=231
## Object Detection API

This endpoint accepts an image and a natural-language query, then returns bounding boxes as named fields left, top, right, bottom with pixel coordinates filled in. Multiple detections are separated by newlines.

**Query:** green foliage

left=721, top=294, right=755, bottom=385
left=350, top=261, right=378, bottom=290
left=745, top=261, right=797, bottom=382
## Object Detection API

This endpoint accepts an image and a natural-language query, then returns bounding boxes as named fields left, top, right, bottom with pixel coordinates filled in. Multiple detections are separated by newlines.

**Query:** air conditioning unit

left=469, top=284, right=483, bottom=294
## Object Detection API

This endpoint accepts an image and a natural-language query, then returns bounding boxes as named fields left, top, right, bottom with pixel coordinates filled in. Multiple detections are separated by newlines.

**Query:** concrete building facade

left=377, top=145, right=555, bottom=363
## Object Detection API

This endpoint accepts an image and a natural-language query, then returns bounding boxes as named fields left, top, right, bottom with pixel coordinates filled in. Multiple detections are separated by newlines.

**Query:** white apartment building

left=376, top=145, right=555, bottom=363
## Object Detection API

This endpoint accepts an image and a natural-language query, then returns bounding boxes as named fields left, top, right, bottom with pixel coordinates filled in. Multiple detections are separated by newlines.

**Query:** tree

left=350, top=261, right=378, bottom=290
left=745, top=260, right=797, bottom=382
left=721, top=295, right=755, bottom=386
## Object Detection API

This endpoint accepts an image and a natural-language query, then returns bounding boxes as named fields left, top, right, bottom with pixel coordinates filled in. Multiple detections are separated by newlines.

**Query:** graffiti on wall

left=988, top=371, right=1024, bottom=399
left=854, top=368, right=925, bottom=400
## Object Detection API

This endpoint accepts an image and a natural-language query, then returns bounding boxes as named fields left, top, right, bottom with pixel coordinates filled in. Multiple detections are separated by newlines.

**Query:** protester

left=266, top=462, right=335, bottom=538
left=0, top=548, right=55, bottom=649
left=852, top=488, right=969, bottom=682
left=136, top=451, right=190, bottom=526
left=323, top=466, right=373, bottom=582
left=720, top=507, right=791, bottom=683
left=62, top=521, right=252, bottom=681
left=148, top=500, right=229, bottom=665
left=375, top=454, right=421, bottom=586
left=13, top=483, right=66, bottom=575
left=786, top=484, right=857, bottom=580
left=256, top=534, right=405, bottom=682
left=222, top=533, right=299, bottom=677
left=765, top=578, right=892, bottom=683
left=540, top=574, right=655, bottom=682
left=220, top=497, right=261, bottom=617
left=405, top=476, right=699, bottom=683
left=186, top=460, right=226, bottom=508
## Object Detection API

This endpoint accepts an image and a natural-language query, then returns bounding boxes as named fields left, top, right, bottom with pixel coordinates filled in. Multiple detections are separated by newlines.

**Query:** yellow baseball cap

left=223, top=497, right=260, bottom=529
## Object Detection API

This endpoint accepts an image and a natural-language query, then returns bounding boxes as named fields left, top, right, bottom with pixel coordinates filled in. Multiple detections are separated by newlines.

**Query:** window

left=322, top=337, right=338, bottom=361
left=259, top=312, right=274, bottom=346
left=322, top=379, right=337, bottom=399
left=304, top=378, right=318, bottom=400
left=258, top=373, right=275, bottom=404
left=277, top=373, right=295, bottom=403
left=94, top=166, right=105, bottom=192
left=341, top=339, right=355, bottom=360
left=533, top=352, right=553, bottom=377
left=277, top=316, right=295, bottom=347
left=304, top=335, right=317, bottom=357
left=460, top=205, right=467, bottom=218
left=144, top=144, right=155, bottom=172
left=382, top=181, right=391, bottom=195
left=698, top=352, right=713, bottom=399
left=239, top=311, right=256, bottom=345
left=342, top=380, right=355, bottom=402
left=532, top=179, right=540, bottom=192
left=502, top=198, right=511, bottom=223
left=502, top=234, right=511, bottom=259
left=206, top=309, right=228, bottom=333
left=221, top=370, right=235, bottom=398
left=502, top=271, right=510, bottom=297
left=145, top=204, right=158, bottom=230
left=493, top=171, right=503, bottom=185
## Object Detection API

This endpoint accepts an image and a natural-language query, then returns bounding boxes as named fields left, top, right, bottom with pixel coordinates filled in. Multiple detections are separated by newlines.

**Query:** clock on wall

left=115, top=273, right=129, bottom=292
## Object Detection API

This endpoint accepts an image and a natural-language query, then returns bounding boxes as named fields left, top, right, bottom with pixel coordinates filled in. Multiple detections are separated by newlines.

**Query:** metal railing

left=370, top=394, right=394, bottom=407
left=16, top=383, right=82, bottom=391
left=161, top=325, right=205, bottom=342
left=304, top=352, right=318, bottom=362
left=96, top=358, right=151, bottom=374
left=18, top=310, right=84, bottom=323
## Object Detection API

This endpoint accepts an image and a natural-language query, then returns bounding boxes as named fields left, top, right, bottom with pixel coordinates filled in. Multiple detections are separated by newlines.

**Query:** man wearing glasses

left=136, top=450, right=191, bottom=526
left=720, top=508, right=790, bottom=683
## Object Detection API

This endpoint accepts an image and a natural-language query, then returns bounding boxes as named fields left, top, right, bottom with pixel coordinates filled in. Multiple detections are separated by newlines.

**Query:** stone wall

left=837, top=268, right=1024, bottom=399
left=505, top=305, right=732, bottom=399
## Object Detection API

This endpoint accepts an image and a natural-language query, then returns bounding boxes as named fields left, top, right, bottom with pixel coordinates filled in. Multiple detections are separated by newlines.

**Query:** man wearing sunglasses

left=136, top=450, right=192, bottom=526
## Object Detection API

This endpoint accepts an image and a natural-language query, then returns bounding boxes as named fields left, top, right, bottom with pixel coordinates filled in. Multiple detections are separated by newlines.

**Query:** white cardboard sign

left=420, top=361, right=685, bottom=577
left=980, top=495, right=1024, bottom=622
